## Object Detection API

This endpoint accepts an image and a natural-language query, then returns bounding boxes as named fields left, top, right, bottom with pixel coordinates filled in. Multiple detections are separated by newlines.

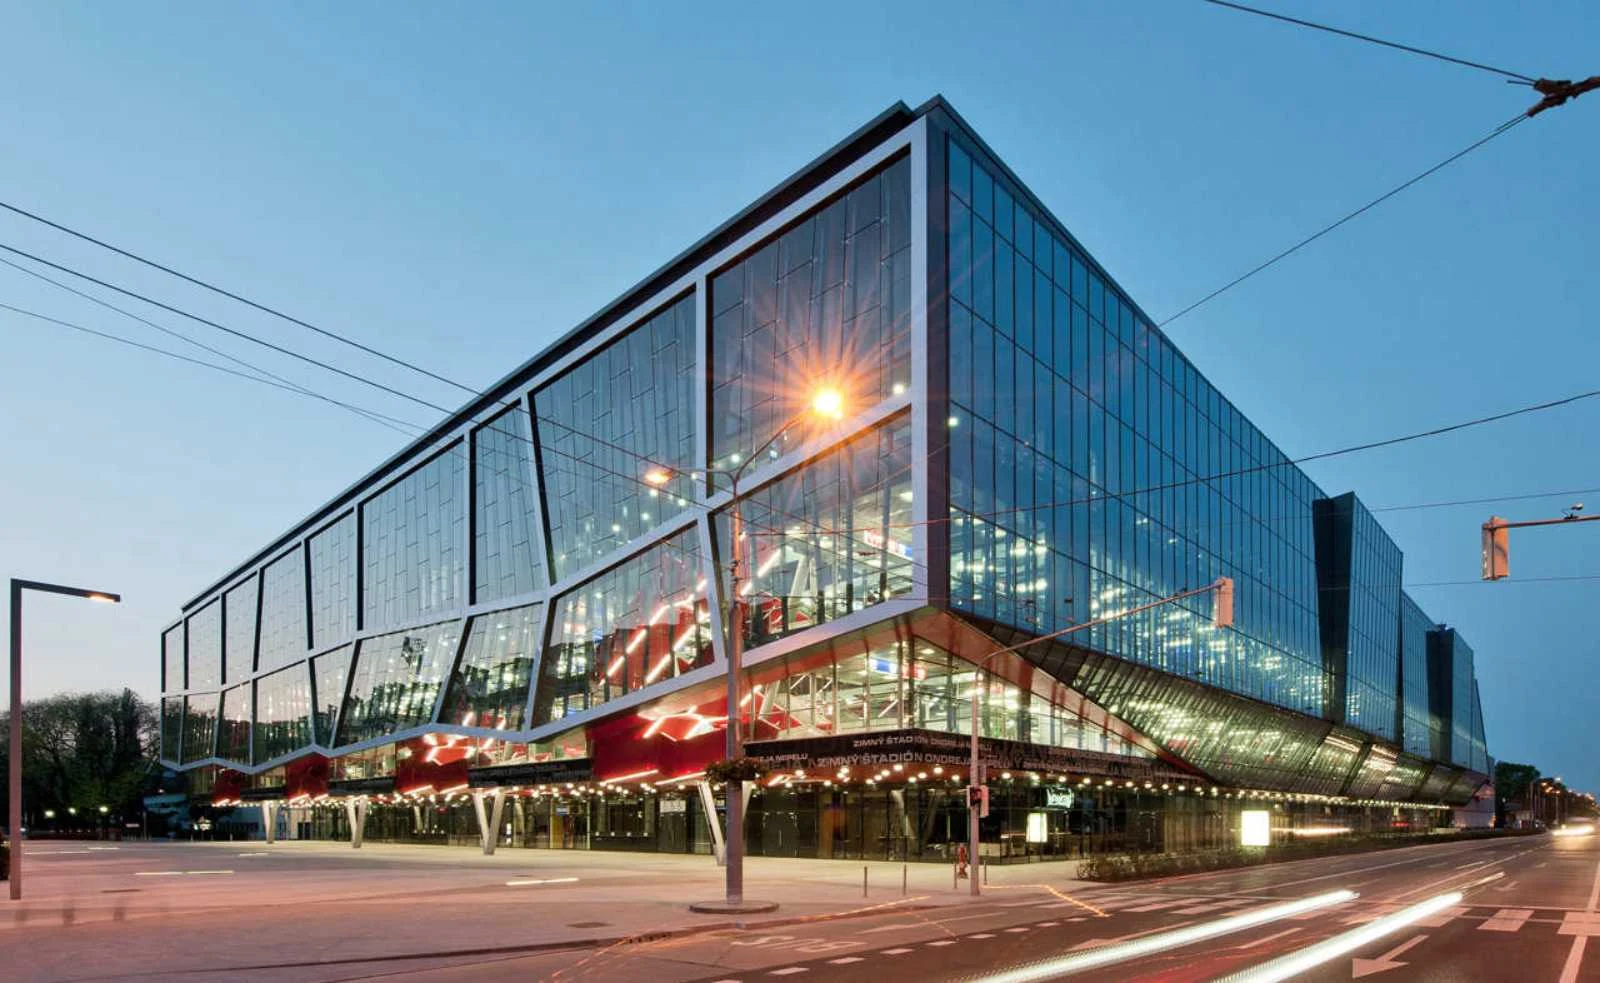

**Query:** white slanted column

left=345, top=796, right=369, bottom=849
left=698, top=781, right=726, bottom=865
left=262, top=801, right=279, bottom=844
left=472, top=789, right=508, bottom=855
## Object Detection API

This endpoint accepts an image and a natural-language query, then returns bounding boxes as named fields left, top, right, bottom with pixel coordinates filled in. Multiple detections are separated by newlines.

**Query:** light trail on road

left=1213, top=891, right=1464, bottom=983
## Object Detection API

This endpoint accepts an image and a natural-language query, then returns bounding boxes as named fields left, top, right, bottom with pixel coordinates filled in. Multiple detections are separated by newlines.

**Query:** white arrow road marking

left=1350, top=934, right=1427, bottom=978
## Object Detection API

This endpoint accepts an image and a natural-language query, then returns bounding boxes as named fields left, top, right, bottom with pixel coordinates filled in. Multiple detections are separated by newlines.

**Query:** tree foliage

left=1493, top=761, right=1540, bottom=809
left=0, top=689, right=158, bottom=827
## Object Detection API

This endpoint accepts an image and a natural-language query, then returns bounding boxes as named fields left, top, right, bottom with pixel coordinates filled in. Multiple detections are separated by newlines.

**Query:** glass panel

left=312, top=644, right=354, bottom=746
left=361, top=448, right=465, bottom=631
left=218, top=684, right=252, bottom=764
left=181, top=692, right=218, bottom=764
left=162, top=625, right=184, bottom=693
left=223, top=576, right=259, bottom=681
left=161, top=696, right=184, bottom=760
left=255, top=661, right=313, bottom=763
left=186, top=600, right=222, bottom=690
left=710, top=156, right=911, bottom=473
left=536, top=294, right=696, bottom=581
left=309, top=514, right=355, bottom=649
left=338, top=620, right=463, bottom=746
left=258, top=548, right=309, bottom=673
left=533, top=529, right=711, bottom=726
left=473, top=406, right=545, bottom=603
left=719, top=413, right=915, bottom=649
left=440, top=602, right=543, bottom=730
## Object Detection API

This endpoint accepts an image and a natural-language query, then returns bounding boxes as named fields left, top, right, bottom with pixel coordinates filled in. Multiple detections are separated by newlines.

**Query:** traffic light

left=1482, top=517, right=1509, bottom=580
left=967, top=784, right=990, bottom=818
left=1212, top=576, right=1234, bottom=629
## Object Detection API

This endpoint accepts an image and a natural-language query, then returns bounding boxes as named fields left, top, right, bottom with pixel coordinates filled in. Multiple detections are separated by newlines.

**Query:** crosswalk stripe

left=1481, top=909, right=1535, bottom=932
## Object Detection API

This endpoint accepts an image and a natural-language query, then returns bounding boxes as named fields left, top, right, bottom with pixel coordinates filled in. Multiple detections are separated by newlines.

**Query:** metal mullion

left=430, top=614, right=476, bottom=727
left=520, top=596, right=556, bottom=733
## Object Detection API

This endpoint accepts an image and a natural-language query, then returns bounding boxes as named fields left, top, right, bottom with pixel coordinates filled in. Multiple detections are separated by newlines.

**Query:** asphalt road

left=4, top=833, right=1595, bottom=981
left=440, top=833, right=1599, bottom=982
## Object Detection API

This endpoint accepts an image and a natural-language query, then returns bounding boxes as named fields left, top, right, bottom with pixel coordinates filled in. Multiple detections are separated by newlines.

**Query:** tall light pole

left=9, top=579, right=121, bottom=900
left=656, top=387, right=843, bottom=913
left=965, top=577, right=1232, bottom=896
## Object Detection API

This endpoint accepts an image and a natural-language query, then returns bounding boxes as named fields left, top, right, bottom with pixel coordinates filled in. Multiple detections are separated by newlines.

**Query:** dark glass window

left=536, top=295, right=696, bottom=580
left=223, top=576, right=259, bottom=681
left=218, top=684, right=251, bottom=764
left=473, top=407, right=544, bottom=603
left=186, top=600, right=222, bottom=690
left=161, top=696, right=184, bottom=761
left=710, top=156, right=911, bottom=474
left=309, top=514, right=355, bottom=649
left=361, top=448, right=465, bottom=630
left=181, top=692, right=218, bottom=764
left=311, top=644, right=353, bottom=746
left=440, top=602, right=543, bottom=730
left=255, top=661, right=313, bottom=763
left=162, top=625, right=184, bottom=693
left=339, top=619, right=463, bottom=746
left=258, top=548, right=309, bottom=672
left=534, top=529, right=711, bottom=726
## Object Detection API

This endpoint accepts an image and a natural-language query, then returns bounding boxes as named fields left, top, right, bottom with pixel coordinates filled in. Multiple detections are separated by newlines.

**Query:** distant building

left=158, top=97, right=1490, bottom=860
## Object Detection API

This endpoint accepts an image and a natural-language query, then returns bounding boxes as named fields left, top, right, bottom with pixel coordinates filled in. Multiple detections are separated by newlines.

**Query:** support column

left=345, top=796, right=368, bottom=849
left=698, top=781, right=726, bottom=865
left=262, top=801, right=279, bottom=844
left=472, top=789, right=507, bottom=855
left=472, top=790, right=490, bottom=853
left=489, top=789, right=506, bottom=853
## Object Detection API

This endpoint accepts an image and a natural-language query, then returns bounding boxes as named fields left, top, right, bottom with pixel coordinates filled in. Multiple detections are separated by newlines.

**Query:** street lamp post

left=9, top=579, right=121, bottom=900
left=656, top=388, right=843, bottom=913
left=965, top=578, right=1232, bottom=897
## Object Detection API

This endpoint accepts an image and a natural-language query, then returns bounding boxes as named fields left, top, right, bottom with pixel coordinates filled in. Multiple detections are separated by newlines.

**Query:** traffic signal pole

left=1481, top=513, right=1600, bottom=580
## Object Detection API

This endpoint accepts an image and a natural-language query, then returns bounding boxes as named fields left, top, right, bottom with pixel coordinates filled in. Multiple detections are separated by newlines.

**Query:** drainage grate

left=567, top=921, right=609, bottom=928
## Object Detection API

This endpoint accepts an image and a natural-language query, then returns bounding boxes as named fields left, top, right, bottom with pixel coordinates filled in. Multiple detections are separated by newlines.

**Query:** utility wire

left=0, top=198, right=486, bottom=401
left=0, top=239, right=458, bottom=417
left=1200, top=0, right=1539, bottom=83
left=1159, top=113, right=1528, bottom=327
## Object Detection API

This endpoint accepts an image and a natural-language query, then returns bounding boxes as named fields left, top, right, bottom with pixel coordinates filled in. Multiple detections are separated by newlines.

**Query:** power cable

left=0, top=198, right=485, bottom=400
left=1199, top=0, right=1539, bottom=83
left=1159, top=113, right=1529, bottom=327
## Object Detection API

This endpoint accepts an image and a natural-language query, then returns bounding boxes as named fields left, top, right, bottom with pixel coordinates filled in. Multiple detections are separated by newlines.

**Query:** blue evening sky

left=2, top=2, right=1595, bottom=789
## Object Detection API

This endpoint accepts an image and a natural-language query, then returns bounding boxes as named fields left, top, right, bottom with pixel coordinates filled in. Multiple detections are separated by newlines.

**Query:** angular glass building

left=159, top=98, right=1490, bottom=860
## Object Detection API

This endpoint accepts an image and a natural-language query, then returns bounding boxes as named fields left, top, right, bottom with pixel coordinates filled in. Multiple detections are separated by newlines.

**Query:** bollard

left=902, top=863, right=908, bottom=896
left=863, top=865, right=869, bottom=898
left=953, top=860, right=958, bottom=890
left=983, top=857, right=989, bottom=885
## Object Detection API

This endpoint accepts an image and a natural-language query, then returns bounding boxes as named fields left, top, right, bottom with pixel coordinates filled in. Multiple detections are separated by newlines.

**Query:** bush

left=1076, top=828, right=1535, bottom=882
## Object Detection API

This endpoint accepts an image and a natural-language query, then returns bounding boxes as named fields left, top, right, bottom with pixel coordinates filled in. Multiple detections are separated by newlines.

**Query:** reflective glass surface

left=1450, top=633, right=1476, bottom=767
left=947, top=136, right=1324, bottom=717
left=218, top=684, right=252, bottom=764
left=186, top=601, right=222, bottom=690
left=162, top=625, right=184, bottom=693
left=1399, top=592, right=1434, bottom=757
left=309, top=514, right=355, bottom=649
left=338, top=620, right=463, bottom=746
left=311, top=644, right=354, bottom=746
left=534, top=529, right=711, bottom=726
left=362, top=448, right=465, bottom=630
left=258, top=548, right=309, bottom=672
left=1342, top=499, right=1401, bottom=741
left=255, top=661, right=313, bottom=763
left=473, top=407, right=544, bottom=603
left=535, top=295, right=696, bottom=580
left=710, top=155, right=911, bottom=473
left=181, top=692, right=218, bottom=764
left=223, top=576, right=259, bottom=681
left=161, top=696, right=184, bottom=760
left=716, top=413, right=915, bottom=650
left=441, top=602, right=542, bottom=730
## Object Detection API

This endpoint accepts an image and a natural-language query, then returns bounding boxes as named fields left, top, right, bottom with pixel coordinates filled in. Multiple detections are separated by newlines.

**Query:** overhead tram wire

left=1158, top=112, right=1530, bottom=328
left=0, top=255, right=424, bottom=435
left=1199, top=0, right=1539, bottom=83
left=0, top=198, right=490, bottom=403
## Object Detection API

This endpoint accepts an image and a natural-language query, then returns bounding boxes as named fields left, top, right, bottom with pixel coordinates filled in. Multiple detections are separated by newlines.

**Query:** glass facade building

left=160, top=98, right=1490, bottom=859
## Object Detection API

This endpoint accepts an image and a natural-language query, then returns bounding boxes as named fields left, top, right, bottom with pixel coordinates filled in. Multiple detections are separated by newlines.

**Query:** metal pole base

left=689, top=898, right=780, bottom=914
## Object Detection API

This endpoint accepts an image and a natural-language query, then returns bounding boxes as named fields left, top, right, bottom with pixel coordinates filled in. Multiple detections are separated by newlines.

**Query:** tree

left=1493, top=761, right=1540, bottom=824
left=0, top=689, right=158, bottom=832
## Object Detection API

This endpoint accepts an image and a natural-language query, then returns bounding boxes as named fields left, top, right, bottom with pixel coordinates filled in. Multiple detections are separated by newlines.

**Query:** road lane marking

left=1497, top=880, right=1520, bottom=891
left=1480, top=908, right=1534, bottom=932
left=1124, top=899, right=1192, bottom=912
left=1455, top=861, right=1487, bottom=870
left=1235, top=927, right=1301, bottom=949
left=966, top=892, right=1352, bottom=982
left=969, top=933, right=996, bottom=939
left=1220, top=895, right=1459, bottom=983
left=1174, top=900, right=1251, bottom=914
left=1004, top=927, right=1029, bottom=933
left=505, top=877, right=579, bottom=886
left=768, top=968, right=807, bottom=976
left=881, top=948, right=912, bottom=955
left=926, top=939, right=957, bottom=946
left=1036, top=922, right=1059, bottom=927
left=826, top=957, right=864, bottom=965
left=1414, top=905, right=1467, bottom=928
left=1553, top=855, right=1598, bottom=983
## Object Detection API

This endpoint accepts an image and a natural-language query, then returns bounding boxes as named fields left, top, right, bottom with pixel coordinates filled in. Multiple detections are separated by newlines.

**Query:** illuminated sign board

left=1240, top=809, right=1271, bottom=847
left=1043, top=787, right=1075, bottom=810
left=1026, top=812, right=1049, bottom=844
